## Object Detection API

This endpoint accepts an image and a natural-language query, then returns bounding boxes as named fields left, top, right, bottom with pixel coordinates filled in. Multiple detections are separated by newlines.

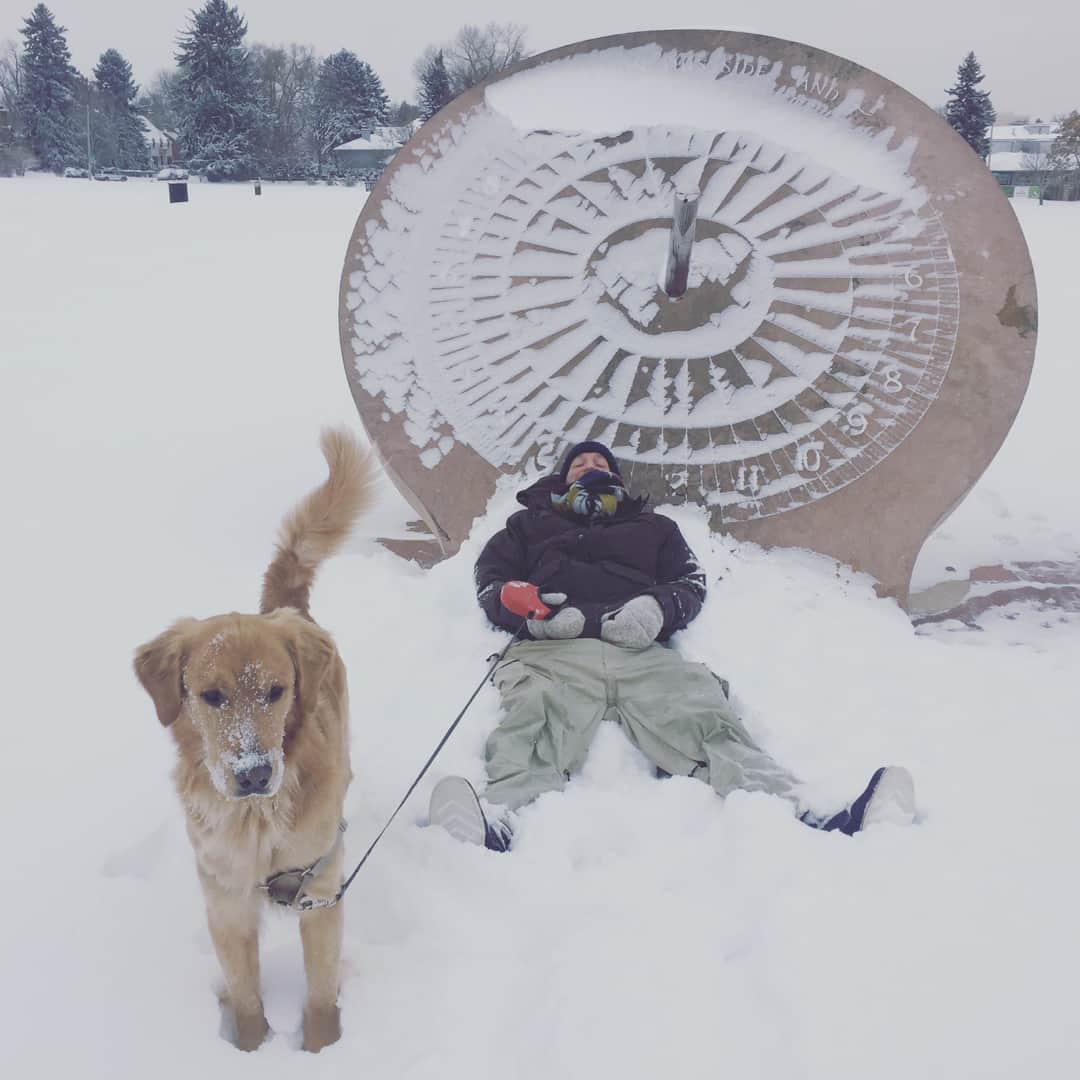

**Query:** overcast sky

left=1, top=0, right=1073, bottom=120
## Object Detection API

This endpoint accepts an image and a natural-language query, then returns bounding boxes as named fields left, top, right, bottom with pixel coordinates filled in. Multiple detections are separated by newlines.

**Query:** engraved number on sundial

left=419, top=126, right=959, bottom=523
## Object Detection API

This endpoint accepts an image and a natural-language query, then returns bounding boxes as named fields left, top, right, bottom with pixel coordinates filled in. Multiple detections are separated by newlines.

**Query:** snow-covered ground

left=3, top=176, right=1078, bottom=1078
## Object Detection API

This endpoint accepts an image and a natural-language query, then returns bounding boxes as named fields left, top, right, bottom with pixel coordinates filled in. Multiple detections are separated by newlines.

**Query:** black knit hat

left=557, top=440, right=621, bottom=481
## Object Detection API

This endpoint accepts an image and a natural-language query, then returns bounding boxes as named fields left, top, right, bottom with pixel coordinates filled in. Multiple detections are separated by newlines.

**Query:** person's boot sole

left=428, top=776, right=487, bottom=847
left=860, top=766, right=916, bottom=829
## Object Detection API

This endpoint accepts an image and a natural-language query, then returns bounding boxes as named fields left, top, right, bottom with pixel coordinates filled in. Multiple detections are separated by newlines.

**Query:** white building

left=330, top=124, right=419, bottom=174
left=138, top=116, right=179, bottom=170
left=987, top=121, right=1060, bottom=177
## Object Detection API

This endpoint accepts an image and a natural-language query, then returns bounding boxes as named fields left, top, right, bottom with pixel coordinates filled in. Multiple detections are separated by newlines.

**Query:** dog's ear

left=267, top=609, right=336, bottom=721
left=134, top=619, right=197, bottom=727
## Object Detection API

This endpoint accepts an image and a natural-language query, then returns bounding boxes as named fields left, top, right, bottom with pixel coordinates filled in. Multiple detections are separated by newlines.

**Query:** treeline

left=0, top=1, right=528, bottom=178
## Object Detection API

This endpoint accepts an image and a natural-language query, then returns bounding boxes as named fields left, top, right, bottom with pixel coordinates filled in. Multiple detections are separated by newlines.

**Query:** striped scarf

left=551, top=469, right=626, bottom=519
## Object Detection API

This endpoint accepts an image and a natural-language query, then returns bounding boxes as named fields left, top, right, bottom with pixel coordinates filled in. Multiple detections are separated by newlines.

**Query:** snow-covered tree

left=310, top=49, right=389, bottom=170
left=173, top=0, right=266, bottom=179
left=93, top=48, right=148, bottom=170
left=1049, top=111, right=1080, bottom=173
left=17, top=3, right=80, bottom=170
left=944, top=52, right=995, bottom=160
left=417, top=49, right=452, bottom=121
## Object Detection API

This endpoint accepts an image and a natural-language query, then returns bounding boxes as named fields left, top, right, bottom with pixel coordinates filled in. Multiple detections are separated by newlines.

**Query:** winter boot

left=801, top=766, right=916, bottom=836
left=428, top=776, right=513, bottom=852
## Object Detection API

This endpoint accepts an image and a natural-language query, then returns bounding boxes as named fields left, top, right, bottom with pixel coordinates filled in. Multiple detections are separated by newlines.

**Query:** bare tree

left=1020, top=144, right=1055, bottom=204
left=0, top=38, right=31, bottom=173
left=135, top=70, right=180, bottom=132
left=411, top=44, right=439, bottom=95
left=250, top=43, right=317, bottom=171
left=388, top=99, right=421, bottom=125
left=444, top=22, right=527, bottom=94
left=0, top=39, right=23, bottom=131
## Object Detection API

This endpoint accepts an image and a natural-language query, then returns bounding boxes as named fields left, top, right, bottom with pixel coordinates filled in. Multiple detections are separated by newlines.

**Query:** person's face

left=566, top=451, right=612, bottom=485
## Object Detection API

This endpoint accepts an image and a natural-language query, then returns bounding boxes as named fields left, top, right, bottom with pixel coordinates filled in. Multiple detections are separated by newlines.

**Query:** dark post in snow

left=663, top=192, right=699, bottom=299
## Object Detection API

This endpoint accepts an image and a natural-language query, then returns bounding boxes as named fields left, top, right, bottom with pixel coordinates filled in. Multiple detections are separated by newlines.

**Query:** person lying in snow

left=429, top=440, right=916, bottom=851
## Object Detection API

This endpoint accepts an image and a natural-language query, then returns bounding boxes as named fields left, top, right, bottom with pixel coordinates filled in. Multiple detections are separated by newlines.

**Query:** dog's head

left=134, top=609, right=335, bottom=800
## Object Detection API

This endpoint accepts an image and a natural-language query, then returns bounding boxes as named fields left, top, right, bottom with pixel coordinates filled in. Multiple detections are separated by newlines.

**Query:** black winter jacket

left=474, top=474, right=707, bottom=641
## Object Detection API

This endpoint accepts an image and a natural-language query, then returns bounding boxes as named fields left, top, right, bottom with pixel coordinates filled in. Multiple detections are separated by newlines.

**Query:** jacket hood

left=516, top=473, right=567, bottom=509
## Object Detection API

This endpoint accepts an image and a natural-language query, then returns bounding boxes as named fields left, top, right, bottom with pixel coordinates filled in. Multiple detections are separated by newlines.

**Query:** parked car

left=63, top=167, right=89, bottom=178
left=155, top=167, right=189, bottom=181
left=95, top=169, right=128, bottom=182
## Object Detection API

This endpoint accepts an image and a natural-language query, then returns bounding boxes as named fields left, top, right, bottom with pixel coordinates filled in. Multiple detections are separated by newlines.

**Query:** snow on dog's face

left=184, top=625, right=294, bottom=799
left=134, top=610, right=336, bottom=801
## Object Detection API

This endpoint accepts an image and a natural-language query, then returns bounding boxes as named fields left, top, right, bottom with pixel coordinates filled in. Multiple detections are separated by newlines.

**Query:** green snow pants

left=485, top=638, right=799, bottom=810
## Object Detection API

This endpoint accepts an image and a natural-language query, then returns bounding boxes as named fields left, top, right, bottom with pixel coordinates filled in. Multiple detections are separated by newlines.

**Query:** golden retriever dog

left=134, top=429, right=373, bottom=1053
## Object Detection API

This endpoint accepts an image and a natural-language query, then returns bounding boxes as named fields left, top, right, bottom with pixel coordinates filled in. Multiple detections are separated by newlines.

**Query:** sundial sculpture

left=339, top=30, right=1037, bottom=605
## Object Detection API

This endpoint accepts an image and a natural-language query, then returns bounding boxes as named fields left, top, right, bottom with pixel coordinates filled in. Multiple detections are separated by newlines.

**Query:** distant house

left=138, top=116, right=180, bottom=170
left=330, top=124, right=415, bottom=173
left=987, top=121, right=1060, bottom=186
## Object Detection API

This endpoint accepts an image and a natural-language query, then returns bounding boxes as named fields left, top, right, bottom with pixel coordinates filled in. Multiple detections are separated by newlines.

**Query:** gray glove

left=600, top=595, right=664, bottom=649
left=527, top=593, right=585, bottom=640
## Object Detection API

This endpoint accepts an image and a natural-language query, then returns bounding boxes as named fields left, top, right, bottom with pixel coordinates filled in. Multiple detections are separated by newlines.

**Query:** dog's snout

left=234, top=761, right=273, bottom=795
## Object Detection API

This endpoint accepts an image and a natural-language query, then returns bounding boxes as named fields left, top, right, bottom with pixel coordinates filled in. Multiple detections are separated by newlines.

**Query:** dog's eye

left=200, top=689, right=225, bottom=708
left=266, top=685, right=285, bottom=704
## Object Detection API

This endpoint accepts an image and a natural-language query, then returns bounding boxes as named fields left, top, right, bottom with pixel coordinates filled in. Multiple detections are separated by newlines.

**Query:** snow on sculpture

left=339, top=31, right=1036, bottom=605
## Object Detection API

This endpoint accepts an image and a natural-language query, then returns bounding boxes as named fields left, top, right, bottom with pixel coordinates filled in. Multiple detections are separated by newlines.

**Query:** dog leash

left=267, top=620, right=529, bottom=911
left=334, top=620, right=528, bottom=901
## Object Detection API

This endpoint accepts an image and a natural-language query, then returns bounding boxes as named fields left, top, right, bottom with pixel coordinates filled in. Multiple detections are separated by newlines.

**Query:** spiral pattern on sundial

left=411, top=124, right=958, bottom=522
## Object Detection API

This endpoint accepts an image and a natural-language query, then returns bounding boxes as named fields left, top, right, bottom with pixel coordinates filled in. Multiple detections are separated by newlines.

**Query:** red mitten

left=500, top=581, right=552, bottom=620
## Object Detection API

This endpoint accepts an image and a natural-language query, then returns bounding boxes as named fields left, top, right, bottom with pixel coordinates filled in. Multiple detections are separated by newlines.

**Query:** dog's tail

left=261, top=428, right=376, bottom=618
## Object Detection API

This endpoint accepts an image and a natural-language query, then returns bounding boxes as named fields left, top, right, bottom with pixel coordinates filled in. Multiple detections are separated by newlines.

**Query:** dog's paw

left=232, top=1009, right=270, bottom=1052
left=302, top=1003, right=341, bottom=1053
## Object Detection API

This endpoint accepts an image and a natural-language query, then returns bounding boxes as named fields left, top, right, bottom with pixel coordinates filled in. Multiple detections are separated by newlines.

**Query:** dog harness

left=258, top=821, right=347, bottom=911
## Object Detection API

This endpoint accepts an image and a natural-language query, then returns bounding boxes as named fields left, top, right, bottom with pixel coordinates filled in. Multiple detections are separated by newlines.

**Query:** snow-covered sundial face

left=340, top=31, right=1035, bottom=594
left=413, top=126, right=958, bottom=523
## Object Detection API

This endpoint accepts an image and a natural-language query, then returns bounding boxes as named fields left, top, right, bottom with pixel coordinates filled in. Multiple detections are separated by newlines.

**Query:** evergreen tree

left=18, top=3, right=80, bottom=170
left=362, top=61, right=390, bottom=127
left=418, top=50, right=451, bottom=121
left=93, top=49, right=148, bottom=170
left=1049, top=111, right=1080, bottom=173
left=173, top=0, right=265, bottom=179
left=944, top=52, right=995, bottom=159
left=311, top=49, right=389, bottom=170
